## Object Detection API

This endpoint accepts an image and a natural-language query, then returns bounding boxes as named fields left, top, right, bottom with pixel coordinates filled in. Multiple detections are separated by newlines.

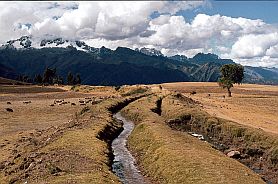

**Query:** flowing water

left=112, top=112, right=147, bottom=184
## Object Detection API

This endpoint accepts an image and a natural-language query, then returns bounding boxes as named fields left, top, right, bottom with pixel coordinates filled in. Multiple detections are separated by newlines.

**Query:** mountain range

left=0, top=36, right=277, bottom=85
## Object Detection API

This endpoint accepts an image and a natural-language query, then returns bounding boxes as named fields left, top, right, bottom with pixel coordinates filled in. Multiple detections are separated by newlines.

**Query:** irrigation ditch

left=163, top=94, right=278, bottom=184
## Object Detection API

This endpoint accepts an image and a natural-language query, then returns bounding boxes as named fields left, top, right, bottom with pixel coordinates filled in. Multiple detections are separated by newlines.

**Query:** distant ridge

left=0, top=36, right=277, bottom=85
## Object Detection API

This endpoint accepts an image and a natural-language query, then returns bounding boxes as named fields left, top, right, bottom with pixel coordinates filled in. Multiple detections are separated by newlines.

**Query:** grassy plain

left=162, top=82, right=278, bottom=134
left=0, top=84, right=128, bottom=183
left=0, top=82, right=277, bottom=184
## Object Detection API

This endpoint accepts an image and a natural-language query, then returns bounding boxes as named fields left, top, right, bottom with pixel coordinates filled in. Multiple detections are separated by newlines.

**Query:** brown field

left=0, top=84, right=130, bottom=183
left=0, top=85, right=105, bottom=137
left=162, top=82, right=278, bottom=134
left=0, top=82, right=277, bottom=183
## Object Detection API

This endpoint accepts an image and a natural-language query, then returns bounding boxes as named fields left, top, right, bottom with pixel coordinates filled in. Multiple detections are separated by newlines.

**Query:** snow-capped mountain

left=135, top=47, right=164, bottom=57
left=0, top=36, right=106, bottom=54
left=1, top=36, right=167, bottom=58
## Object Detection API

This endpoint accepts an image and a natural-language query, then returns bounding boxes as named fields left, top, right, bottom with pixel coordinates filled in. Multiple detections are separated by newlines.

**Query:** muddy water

left=112, top=112, right=147, bottom=184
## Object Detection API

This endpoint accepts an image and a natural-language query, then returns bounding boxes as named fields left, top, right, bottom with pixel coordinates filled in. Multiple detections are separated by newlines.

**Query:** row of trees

left=18, top=68, right=81, bottom=85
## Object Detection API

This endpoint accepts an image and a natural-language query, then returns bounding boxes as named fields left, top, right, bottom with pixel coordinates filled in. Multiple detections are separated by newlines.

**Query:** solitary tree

left=218, top=64, right=244, bottom=97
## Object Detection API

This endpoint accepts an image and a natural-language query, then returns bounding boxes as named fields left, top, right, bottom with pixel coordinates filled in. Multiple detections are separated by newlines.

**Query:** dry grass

left=0, top=97, right=123, bottom=183
left=161, top=94, right=278, bottom=183
left=0, top=85, right=128, bottom=183
left=1, top=83, right=276, bottom=183
left=121, top=95, right=264, bottom=184
left=0, top=85, right=66, bottom=94
left=0, top=84, right=151, bottom=184
left=162, top=82, right=278, bottom=134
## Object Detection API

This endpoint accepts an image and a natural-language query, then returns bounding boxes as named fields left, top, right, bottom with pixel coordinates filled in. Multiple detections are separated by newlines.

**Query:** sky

left=0, top=1, right=278, bottom=68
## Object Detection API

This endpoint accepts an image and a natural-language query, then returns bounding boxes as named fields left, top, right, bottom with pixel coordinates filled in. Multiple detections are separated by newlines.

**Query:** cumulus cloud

left=231, top=33, right=278, bottom=58
left=229, top=33, right=278, bottom=67
left=0, top=1, right=205, bottom=42
left=0, top=2, right=77, bottom=42
left=150, top=13, right=263, bottom=49
left=236, top=57, right=278, bottom=68
left=266, top=44, right=278, bottom=58
left=0, top=1, right=278, bottom=67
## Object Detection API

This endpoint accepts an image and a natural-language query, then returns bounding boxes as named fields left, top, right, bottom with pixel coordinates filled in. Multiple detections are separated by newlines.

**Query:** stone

left=227, top=150, right=241, bottom=158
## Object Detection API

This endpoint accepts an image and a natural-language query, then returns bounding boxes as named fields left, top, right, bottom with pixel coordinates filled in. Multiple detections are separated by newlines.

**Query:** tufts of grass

left=270, top=147, right=278, bottom=165
left=121, top=87, right=148, bottom=97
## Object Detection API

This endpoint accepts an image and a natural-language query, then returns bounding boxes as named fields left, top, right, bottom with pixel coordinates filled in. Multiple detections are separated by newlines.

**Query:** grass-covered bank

left=121, top=94, right=265, bottom=184
left=162, top=94, right=278, bottom=183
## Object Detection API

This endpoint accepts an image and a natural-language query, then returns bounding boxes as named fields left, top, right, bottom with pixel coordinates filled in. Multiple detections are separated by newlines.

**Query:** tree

left=67, top=72, right=74, bottom=85
left=58, top=76, right=64, bottom=85
left=76, top=74, right=81, bottom=84
left=43, top=68, right=56, bottom=84
left=52, top=76, right=64, bottom=85
left=218, top=64, right=244, bottom=97
left=17, top=74, right=31, bottom=83
left=34, top=74, right=43, bottom=84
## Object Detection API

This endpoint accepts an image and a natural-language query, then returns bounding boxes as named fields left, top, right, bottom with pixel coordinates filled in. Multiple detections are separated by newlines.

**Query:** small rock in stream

left=227, top=150, right=241, bottom=158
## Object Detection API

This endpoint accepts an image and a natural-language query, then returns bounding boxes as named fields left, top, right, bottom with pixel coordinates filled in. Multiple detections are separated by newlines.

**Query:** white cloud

left=85, top=38, right=136, bottom=50
left=229, top=33, right=278, bottom=67
left=158, top=1, right=206, bottom=15
left=0, top=2, right=78, bottom=42
left=236, top=57, right=278, bottom=68
left=231, top=33, right=278, bottom=58
left=266, top=44, right=278, bottom=58
left=217, top=46, right=230, bottom=53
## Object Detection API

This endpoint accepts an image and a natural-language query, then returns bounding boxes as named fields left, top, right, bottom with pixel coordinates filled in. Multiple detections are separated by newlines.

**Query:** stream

left=112, top=112, right=147, bottom=184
